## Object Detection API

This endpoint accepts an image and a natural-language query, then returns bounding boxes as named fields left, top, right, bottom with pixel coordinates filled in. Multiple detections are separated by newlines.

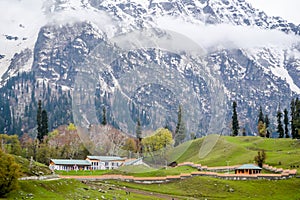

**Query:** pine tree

left=265, top=114, right=270, bottom=138
left=37, top=100, right=48, bottom=142
left=41, top=109, right=48, bottom=140
left=291, top=98, right=300, bottom=139
left=277, top=109, right=284, bottom=138
left=135, top=119, right=142, bottom=156
left=258, top=106, right=264, bottom=123
left=101, top=106, right=107, bottom=125
left=283, top=108, right=289, bottom=138
left=36, top=100, right=43, bottom=142
left=291, top=98, right=296, bottom=139
left=136, top=119, right=142, bottom=139
left=231, top=101, right=239, bottom=136
left=174, top=105, right=186, bottom=146
left=295, top=98, right=300, bottom=139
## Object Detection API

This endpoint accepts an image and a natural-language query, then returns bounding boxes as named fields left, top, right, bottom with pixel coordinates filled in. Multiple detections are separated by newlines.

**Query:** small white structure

left=49, top=156, right=143, bottom=171
left=49, top=159, right=91, bottom=171
left=86, top=156, right=126, bottom=170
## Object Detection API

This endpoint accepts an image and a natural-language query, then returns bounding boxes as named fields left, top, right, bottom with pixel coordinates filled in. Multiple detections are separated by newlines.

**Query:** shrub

left=254, top=150, right=266, bottom=168
left=0, top=150, right=21, bottom=197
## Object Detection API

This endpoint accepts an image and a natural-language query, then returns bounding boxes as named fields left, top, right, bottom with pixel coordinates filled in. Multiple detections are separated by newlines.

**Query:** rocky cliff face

left=1, top=0, right=300, bottom=137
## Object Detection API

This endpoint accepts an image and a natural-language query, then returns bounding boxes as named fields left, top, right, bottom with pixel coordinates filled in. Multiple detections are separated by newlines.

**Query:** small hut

left=168, top=161, right=178, bottom=167
left=235, top=164, right=262, bottom=175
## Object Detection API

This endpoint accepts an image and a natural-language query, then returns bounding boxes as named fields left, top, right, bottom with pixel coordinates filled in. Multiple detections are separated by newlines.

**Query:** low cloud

left=44, top=1, right=116, bottom=35
left=1, top=0, right=299, bottom=57
left=0, top=0, right=46, bottom=34
left=156, top=16, right=300, bottom=52
left=0, top=0, right=115, bottom=36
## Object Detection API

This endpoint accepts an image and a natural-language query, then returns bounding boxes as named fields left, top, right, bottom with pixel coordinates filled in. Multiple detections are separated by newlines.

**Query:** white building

left=49, top=159, right=91, bottom=171
left=49, top=156, right=144, bottom=171
left=86, top=156, right=126, bottom=170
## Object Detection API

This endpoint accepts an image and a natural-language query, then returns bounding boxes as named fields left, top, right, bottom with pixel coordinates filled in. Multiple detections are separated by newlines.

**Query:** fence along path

left=59, top=162, right=298, bottom=183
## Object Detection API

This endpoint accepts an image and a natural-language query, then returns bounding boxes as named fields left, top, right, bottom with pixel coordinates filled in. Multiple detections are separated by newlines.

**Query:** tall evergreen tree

left=37, top=100, right=48, bottom=142
left=258, top=106, right=264, bottom=123
left=41, top=110, right=48, bottom=140
left=265, top=114, right=270, bottom=138
left=283, top=108, right=289, bottom=138
left=101, top=106, right=107, bottom=125
left=295, top=98, right=300, bottom=139
left=175, top=105, right=186, bottom=146
left=291, top=98, right=300, bottom=139
left=291, top=98, right=296, bottom=139
left=136, top=118, right=142, bottom=139
left=135, top=119, right=142, bottom=156
left=36, top=100, right=43, bottom=142
left=277, top=109, right=284, bottom=138
left=231, top=101, right=239, bottom=136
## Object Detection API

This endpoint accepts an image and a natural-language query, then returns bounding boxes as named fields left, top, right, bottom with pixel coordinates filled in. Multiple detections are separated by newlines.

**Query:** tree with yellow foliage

left=0, top=149, right=21, bottom=197
left=142, top=128, right=173, bottom=162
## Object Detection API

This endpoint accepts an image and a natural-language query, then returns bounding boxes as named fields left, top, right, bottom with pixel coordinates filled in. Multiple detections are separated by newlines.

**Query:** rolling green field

left=106, top=176, right=300, bottom=200
left=4, top=176, right=300, bottom=200
left=4, top=136, right=300, bottom=199
left=13, top=155, right=51, bottom=176
left=171, top=135, right=300, bottom=169
left=4, top=179, right=164, bottom=200
left=56, top=165, right=196, bottom=177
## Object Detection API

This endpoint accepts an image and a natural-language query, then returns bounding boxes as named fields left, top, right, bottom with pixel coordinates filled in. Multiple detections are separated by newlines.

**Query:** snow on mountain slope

left=0, top=0, right=115, bottom=80
left=1, top=0, right=299, bottom=80
left=1, top=0, right=300, bottom=135
left=247, top=47, right=300, bottom=94
left=0, top=0, right=46, bottom=78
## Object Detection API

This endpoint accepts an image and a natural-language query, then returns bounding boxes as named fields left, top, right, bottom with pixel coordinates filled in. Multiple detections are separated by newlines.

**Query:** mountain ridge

left=0, top=0, right=299, bottom=138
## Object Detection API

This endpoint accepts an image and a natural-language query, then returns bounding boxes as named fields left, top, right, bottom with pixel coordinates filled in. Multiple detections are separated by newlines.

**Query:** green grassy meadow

left=171, top=136, right=300, bottom=169
left=106, top=176, right=300, bottom=200
left=5, top=176, right=300, bottom=200
left=13, top=155, right=51, bottom=176
left=4, top=136, right=300, bottom=199
left=56, top=165, right=196, bottom=177
left=4, top=179, right=163, bottom=200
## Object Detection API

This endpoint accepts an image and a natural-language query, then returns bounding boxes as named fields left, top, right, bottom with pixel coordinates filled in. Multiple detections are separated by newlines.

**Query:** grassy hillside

left=170, top=135, right=300, bottom=169
left=12, top=155, right=51, bottom=176
left=107, top=176, right=300, bottom=200
left=5, top=176, right=300, bottom=200
left=3, top=136, right=300, bottom=200
left=4, top=179, right=162, bottom=200
left=56, top=165, right=196, bottom=177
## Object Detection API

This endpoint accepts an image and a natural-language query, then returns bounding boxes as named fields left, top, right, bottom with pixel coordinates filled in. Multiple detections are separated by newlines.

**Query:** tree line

left=0, top=72, right=73, bottom=136
left=231, top=97, right=300, bottom=138
left=0, top=98, right=187, bottom=166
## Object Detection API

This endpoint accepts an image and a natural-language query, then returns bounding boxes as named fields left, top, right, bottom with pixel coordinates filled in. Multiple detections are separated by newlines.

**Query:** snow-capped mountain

left=1, top=0, right=300, bottom=137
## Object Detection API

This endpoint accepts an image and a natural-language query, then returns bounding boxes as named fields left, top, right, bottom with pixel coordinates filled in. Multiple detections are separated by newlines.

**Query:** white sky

left=247, top=0, right=300, bottom=24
